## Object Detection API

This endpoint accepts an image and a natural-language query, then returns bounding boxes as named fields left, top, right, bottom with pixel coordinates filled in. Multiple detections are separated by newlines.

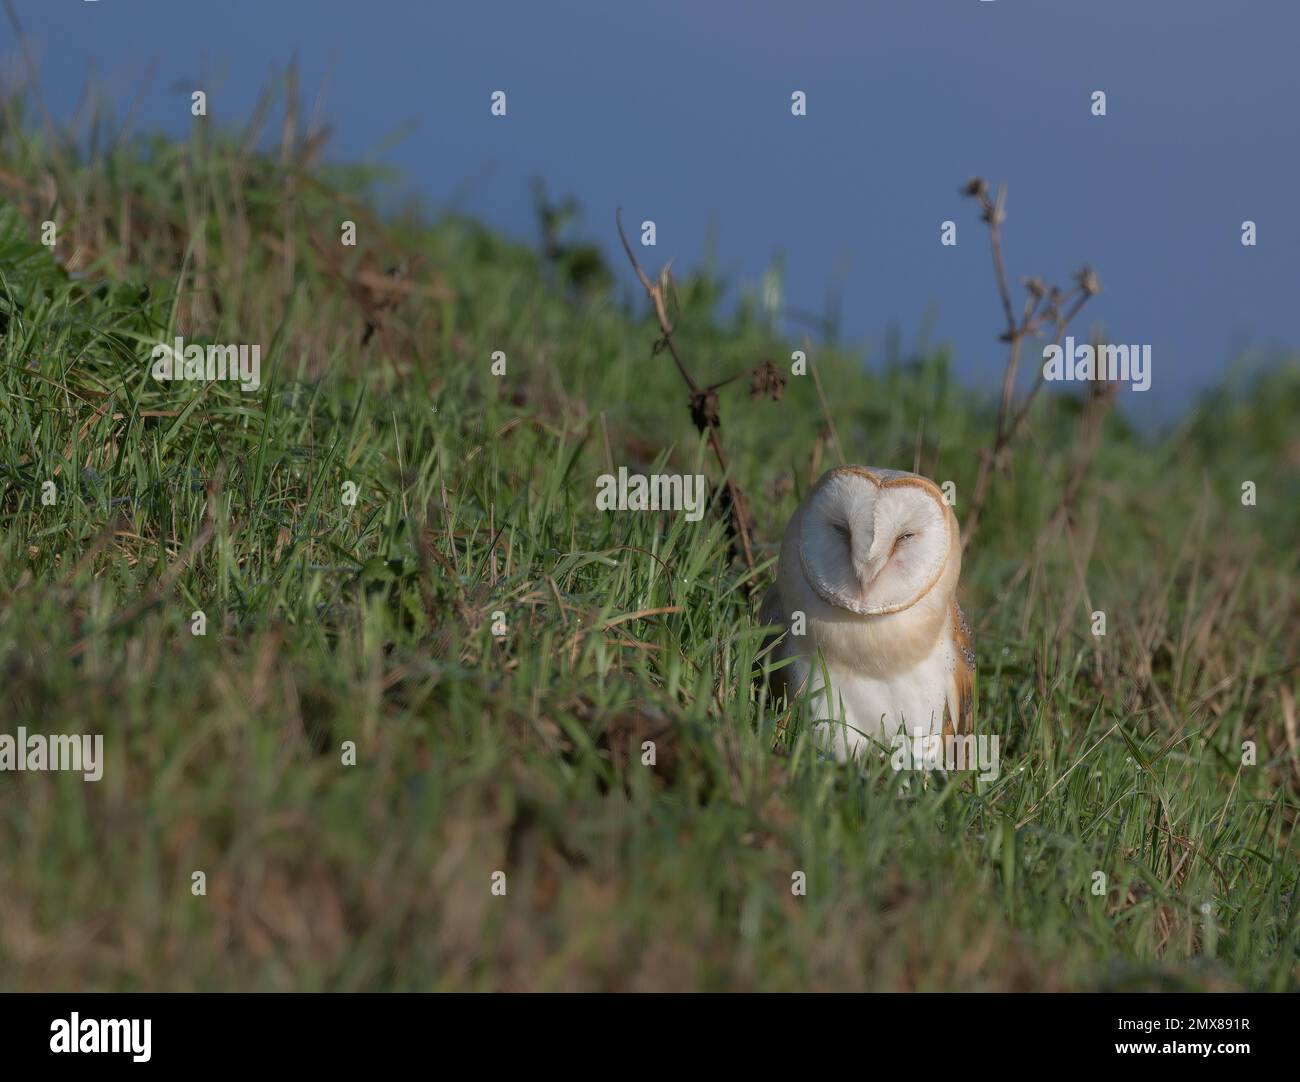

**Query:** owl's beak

left=858, top=555, right=887, bottom=588
left=853, top=533, right=891, bottom=588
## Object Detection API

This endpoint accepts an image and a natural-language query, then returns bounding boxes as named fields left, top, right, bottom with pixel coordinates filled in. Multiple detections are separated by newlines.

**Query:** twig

left=615, top=208, right=757, bottom=572
left=959, top=179, right=1100, bottom=547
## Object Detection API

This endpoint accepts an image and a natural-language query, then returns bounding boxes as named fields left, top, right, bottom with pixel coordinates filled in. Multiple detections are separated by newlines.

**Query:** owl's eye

left=887, top=531, right=915, bottom=558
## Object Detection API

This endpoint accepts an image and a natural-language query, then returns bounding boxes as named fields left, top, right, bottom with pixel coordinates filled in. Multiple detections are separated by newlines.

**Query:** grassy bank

left=1, top=90, right=1297, bottom=990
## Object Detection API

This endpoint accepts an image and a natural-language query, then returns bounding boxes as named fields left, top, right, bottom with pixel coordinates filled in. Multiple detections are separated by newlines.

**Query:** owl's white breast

left=780, top=624, right=958, bottom=762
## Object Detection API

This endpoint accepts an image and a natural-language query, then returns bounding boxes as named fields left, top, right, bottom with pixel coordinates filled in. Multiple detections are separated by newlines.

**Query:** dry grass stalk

left=960, top=178, right=1100, bottom=546
left=614, top=209, right=786, bottom=578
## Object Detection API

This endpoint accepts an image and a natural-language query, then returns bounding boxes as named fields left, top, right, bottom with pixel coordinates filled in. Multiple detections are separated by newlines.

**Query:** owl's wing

left=944, top=599, right=976, bottom=737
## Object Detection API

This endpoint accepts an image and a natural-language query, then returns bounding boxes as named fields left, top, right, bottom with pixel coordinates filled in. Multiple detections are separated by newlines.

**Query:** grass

left=0, top=82, right=1297, bottom=991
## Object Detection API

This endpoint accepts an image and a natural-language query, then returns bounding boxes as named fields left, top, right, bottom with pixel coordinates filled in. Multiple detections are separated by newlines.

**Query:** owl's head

left=797, top=466, right=958, bottom=616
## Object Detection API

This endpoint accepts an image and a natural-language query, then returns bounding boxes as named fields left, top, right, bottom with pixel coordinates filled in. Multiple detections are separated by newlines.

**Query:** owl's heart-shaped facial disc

left=798, top=466, right=951, bottom=615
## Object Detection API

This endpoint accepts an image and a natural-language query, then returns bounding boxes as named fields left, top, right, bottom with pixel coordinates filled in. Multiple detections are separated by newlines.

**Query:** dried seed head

left=962, top=177, right=988, bottom=199
left=689, top=387, right=721, bottom=432
left=750, top=360, right=786, bottom=402
left=1075, top=265, right=1101, bottom=296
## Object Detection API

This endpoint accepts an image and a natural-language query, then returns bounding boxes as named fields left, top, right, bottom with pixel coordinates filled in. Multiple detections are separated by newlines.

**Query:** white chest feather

left=781, top=625, right=957, bottom=761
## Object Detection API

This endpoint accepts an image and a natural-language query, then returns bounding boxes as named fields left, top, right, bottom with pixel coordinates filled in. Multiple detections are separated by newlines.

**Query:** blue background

left=8, top=0, right=1298, bottom=421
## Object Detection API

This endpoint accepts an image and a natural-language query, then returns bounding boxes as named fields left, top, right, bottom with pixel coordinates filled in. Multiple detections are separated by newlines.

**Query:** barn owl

left=759, top=465, right=975, bottom=763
